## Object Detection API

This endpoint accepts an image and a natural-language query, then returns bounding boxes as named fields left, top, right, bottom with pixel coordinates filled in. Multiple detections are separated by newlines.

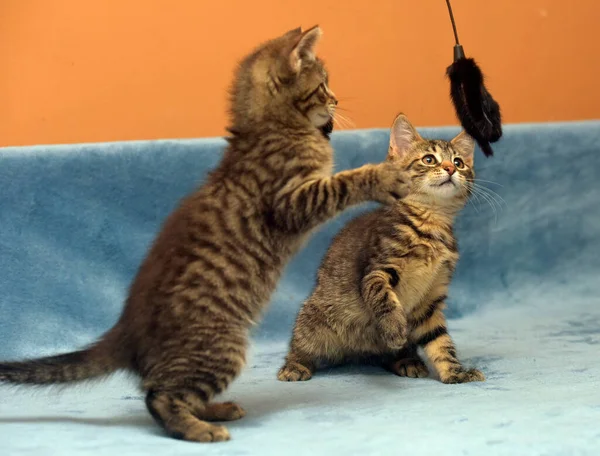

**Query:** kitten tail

left=0, top=327, right=125, bottom=385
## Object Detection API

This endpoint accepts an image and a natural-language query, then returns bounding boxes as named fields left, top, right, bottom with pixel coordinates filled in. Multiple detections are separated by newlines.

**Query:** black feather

left=446, top=57, right=502, bottom=157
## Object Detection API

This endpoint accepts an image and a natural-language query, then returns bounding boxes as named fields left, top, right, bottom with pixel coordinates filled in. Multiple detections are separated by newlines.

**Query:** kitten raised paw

left=379, top=317, right=408, bottom=350
left=277, top=362, right=313, bottom=382
left=390, top=358, right=429, bottom=378
left=370, top=161, right=412, bottom=205
left=442, top=368, right=485, bottom=384
left=382, top=330, right=408, bottom=351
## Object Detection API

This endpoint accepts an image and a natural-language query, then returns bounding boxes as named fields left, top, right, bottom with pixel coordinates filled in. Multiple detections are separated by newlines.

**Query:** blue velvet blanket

left=1, top=122, right=599, bottom=456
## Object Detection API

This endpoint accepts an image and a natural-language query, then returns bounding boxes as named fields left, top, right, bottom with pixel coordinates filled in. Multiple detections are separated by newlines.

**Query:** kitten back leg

left=146, top=389, right=232, bottom=442
left=143, top=329, right=247, bottom=442
left=411, top=299, right=484, bottom=384
left=278, top=296, right=341, bottom=382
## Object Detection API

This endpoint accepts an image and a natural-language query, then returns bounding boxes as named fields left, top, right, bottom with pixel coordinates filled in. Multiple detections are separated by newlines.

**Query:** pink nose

left=441, top=161, right=455, bottom=175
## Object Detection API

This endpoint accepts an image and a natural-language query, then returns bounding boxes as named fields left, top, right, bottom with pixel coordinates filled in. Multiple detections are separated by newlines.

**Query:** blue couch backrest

left=1, top=121, right=599, bottom=355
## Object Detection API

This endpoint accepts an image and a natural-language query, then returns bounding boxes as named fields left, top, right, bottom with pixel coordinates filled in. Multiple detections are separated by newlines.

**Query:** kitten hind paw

left=277, top=362, right=313, bottom=382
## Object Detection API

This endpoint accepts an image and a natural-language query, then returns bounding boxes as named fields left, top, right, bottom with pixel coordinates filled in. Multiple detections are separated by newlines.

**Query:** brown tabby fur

left=278, top=114, right=486, bottom=385
left=0, top=26, right=411, bottom=443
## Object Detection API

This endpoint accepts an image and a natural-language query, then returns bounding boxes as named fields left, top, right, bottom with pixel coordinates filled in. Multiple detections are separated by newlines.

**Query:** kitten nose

left=441, top=161, right=455, bottom=175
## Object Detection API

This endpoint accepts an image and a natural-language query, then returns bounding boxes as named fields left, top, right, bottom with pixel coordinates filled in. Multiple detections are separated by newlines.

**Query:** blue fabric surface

left=1, top=122, right=599, bottom=455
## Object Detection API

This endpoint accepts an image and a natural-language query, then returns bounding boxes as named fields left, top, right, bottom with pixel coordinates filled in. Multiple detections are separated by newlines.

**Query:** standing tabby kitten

left=0, top=27, right=410, bottom=443
left=278, top=113, right=485, bottom=384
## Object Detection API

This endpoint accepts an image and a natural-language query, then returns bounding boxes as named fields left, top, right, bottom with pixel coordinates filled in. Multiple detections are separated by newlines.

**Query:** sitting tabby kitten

left=0, top=27, right=411, bottom=443
left=278, top=113, right=485, bottom=385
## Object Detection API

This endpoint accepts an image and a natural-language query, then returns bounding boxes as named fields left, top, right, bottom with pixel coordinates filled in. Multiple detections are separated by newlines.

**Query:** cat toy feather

left=445, top=0, right=502, bottom=157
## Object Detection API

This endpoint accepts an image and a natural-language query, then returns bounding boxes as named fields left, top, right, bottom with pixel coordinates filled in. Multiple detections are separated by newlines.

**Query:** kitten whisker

left=333, top=112, right=356, bottom=130
left=473, top=178, right=503, bottom=187
left=466, top=183, right=493, bottom=208
left=333, top=116, right=351, bottom=130
left=466, top=181, right=506, bottom=205
left=333, top=117, right=348, bottom=130
left=469, top=183, right=507, bottom=209
left=466, top=197, right=481, bottom=214
left=472, top=191, right=498, bottom=223
left=465, top=188, right=483, bottom=214
left=465, top=184, right=500, bottom=223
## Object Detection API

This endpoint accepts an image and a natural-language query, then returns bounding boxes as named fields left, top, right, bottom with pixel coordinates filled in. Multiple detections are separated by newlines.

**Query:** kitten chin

left=319, top=119, right=334, bottom=140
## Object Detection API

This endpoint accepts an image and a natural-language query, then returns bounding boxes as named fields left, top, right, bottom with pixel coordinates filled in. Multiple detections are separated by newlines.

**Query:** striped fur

left=279, top=114, right=485, bottom=385
left=0, top=27, right=411, bottom=443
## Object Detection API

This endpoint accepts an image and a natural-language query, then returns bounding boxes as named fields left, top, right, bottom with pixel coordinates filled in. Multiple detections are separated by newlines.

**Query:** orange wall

left=1, top=0, right=599, bottom=147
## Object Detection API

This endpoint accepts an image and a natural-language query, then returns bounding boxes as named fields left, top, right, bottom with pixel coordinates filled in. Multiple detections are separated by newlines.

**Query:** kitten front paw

left=378, top=312, right=408, bottom=350
left=390, top=358, right=429, bottom=378
left=380, top=324, right=408, bottom=350
left=277, top=362, right=313, bottom=382
left=370, top=162, right=411, bottom=205
left=442, top=368, right=485, bottom=384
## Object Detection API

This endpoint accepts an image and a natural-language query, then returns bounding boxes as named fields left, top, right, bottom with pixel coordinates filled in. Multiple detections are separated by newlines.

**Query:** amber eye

left=453, top=157, right=465, bottom=169
left=422, top=155, right=437, bottom=165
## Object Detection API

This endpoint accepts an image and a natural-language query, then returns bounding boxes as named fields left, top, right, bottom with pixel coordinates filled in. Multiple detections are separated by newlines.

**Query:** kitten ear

left=451, top=130, right=476, bottom=166
left=388, top=113, right=422, bottom=160
left=282, top=27, right=303, bottom=39
left=288, top=26, right=322, bottom=73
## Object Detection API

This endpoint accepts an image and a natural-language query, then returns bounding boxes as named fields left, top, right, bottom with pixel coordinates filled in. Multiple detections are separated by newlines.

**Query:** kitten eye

left=422, top=155, right=437, bottom=165
left=453, top=157, right=465, bottom=169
